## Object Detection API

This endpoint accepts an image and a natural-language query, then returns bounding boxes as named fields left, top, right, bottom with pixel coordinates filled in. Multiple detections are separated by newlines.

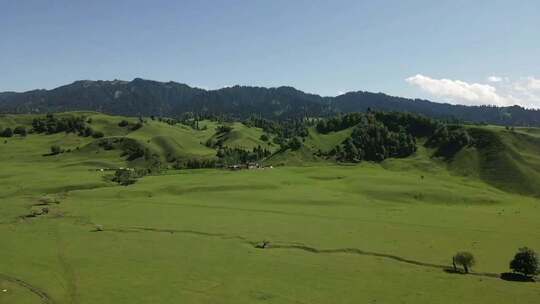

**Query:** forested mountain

left=1, top=78, right=540, bottom=126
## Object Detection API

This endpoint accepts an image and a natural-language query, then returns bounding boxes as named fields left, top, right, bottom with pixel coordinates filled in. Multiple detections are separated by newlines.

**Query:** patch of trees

left=425, top=125, right=472, bottom=159
left=329, top=116, right=416, bottom=162
left=31, top=114, right=104, bottom=138
left=157, top=116, right=181, bottom=126
left=92, top=131, right=104, bottom=138
left=118, top=120, right=129, bottom=127
left=117, top=119, right=144, bottom=131
left=276, top=136, right=303, bottom=151
left=111, top=168, right=148, bottom=186
left=13, top=126, right=27, bottom=136
left=0, top=126, right=27, bottom=137
left=173, top=158, right=217, bottom=169
left=373, top=112, right=439, bottom=137
left=119, top=140, right=148, bottom=161
left=279, top=119, right=309, bottom=139
left=216, top=125, right=233, bottom=134
left=244, top=116, right=281, bottom=134
left=0, top=127, right=14, bottom=137
left=316, top=112, right=439, bottom=137
left=316, top=113, right=366, bottom=134
left=216, top=145, right=271, bottom=164
left=244, top=116, right=309, bottom=140
left=33, top=114, right=83, bottom=134
left=205, top=126, right=233, bottom=149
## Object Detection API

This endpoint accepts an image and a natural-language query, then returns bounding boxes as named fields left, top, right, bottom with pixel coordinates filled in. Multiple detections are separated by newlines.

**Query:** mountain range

left=1, top=78, right=540, bottom=126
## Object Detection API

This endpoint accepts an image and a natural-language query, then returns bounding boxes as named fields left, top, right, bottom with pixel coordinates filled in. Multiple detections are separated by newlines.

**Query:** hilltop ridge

left=2, top=78, right=540, bottom=126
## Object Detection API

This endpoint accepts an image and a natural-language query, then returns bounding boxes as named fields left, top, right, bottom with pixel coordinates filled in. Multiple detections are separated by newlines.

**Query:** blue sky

left=1, top=0, right=539, bottom=107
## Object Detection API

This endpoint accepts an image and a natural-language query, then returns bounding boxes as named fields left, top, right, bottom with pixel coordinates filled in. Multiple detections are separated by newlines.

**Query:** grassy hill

left=449, top=126, right=540, bottom=197
left=205, top=121, right=277, bottom=151
left=1, top=112, right=540, bottom=304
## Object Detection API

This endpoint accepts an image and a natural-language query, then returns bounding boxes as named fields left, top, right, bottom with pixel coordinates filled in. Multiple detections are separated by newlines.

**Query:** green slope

left=206, top=122, right=276, bottom=151
left=4, top=112, right=540, bottom=197
left=2, top=112, right=540, bottom=304
left=304, top=126, right=354, bottom=153
left=449, top=127, right=540, bottom=197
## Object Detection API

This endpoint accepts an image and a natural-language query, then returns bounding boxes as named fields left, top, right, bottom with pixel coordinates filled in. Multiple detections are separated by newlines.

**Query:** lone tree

left=453, top=251, right=475, bottom=273
left=510, top=247, right=539, bottom=278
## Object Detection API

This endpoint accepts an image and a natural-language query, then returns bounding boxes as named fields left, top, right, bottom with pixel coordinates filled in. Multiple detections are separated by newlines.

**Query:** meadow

left=1, top=112, right=540, bottom=303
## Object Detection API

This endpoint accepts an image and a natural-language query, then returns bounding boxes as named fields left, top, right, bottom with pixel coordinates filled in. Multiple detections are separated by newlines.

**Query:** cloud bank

left=406, top=74, right=540, bottom=108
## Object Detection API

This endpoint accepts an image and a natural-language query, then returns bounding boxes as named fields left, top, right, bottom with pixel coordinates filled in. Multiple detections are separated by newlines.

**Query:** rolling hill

left=2, top=111, right=540, bottom=197
left=2, top=111, right=540, bottom=304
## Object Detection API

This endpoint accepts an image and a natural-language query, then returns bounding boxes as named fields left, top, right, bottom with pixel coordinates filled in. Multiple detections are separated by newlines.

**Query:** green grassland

left=1, top=112, right=540, bottom=303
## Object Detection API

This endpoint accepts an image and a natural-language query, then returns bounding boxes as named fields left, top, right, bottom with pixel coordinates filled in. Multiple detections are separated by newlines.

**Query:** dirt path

left=268, top=244, right=500, bottom=278
left=0, top=273, right=54, bottom=303
left=108, top=225, right=501, bottom=279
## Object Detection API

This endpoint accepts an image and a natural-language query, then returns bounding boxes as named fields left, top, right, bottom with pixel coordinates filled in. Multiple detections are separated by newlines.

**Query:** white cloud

left=405, top=74, right=509, bottom=106
left=406, top=74, right=540, bottom=108
left=525, top=77, right=540, bottom=91
left=487, top=76, right=503, bottom=82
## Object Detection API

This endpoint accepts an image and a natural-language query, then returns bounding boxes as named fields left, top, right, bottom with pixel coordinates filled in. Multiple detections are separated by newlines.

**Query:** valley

left=1, top=112, right=540, bottom=303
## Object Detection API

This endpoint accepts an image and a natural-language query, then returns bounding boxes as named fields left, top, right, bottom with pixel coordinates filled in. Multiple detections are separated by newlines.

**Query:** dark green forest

left=2, top=78, right=540, bottom=126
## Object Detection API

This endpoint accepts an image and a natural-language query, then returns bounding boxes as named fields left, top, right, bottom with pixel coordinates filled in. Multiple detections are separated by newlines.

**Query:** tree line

left=32, top=114, right=104, bottom=138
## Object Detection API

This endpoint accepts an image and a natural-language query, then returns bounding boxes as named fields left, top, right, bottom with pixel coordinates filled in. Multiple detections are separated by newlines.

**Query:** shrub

left=112, top=169, right=138, bottom=186
left=453, top=251, right=475, bottom=273
left=92, top=131, right=104, bottom=138
left=130, top=122, right=143, bottom=131
left=1, top=128, right=13, bottom=138
left=118, top=120, right=129, bottom=127
left=50, top=145, right=63, bottom=155
left=260, top=134, right=269, bottom=141
left=216, top=125, right=232, bottom=134
left=510, top=247, right=539, bottom=277
left=13, top=126, right=27, bottom=136
left=82, top=126, right=94, bottom=137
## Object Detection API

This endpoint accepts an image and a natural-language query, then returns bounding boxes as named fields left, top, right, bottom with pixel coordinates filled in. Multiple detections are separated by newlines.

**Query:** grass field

left=1, top=113, right=540, bottom=303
